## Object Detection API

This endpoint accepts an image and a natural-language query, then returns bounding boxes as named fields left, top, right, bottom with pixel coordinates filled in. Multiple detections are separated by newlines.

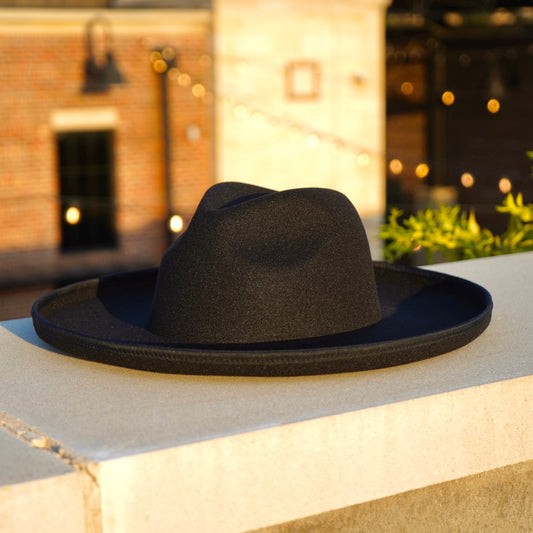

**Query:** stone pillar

left=214, top=0, right=391, bottom=229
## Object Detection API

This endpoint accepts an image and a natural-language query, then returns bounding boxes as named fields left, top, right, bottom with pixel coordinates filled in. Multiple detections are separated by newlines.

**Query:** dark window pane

left=57, top=130, right=117, bottom=252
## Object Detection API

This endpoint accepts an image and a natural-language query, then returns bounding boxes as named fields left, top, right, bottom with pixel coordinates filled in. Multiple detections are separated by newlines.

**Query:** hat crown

left=147, top=183, right=381, bottom=344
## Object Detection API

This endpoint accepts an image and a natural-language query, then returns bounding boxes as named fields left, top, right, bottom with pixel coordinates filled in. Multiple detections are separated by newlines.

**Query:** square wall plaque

left=285, top=61, right=321, bottom=100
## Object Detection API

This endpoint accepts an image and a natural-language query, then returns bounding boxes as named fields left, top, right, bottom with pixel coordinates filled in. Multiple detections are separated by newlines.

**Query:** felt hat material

left=32, top=182, right=492, bottom=376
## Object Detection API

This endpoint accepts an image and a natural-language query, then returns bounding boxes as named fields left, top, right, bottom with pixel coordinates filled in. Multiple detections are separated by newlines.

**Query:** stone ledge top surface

left=1, top=252, right=532, bottom=462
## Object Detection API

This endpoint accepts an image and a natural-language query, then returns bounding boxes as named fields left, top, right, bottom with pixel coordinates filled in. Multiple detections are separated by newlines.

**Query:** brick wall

left=0, top=9, right=214, bottom=293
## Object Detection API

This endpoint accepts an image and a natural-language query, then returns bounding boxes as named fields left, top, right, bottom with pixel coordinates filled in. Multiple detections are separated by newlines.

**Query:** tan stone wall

left=253, top=459, right=533, bottom=533
left=0, top=8, right=214, bottom=286
left=214, top=0, right=391, bottom=217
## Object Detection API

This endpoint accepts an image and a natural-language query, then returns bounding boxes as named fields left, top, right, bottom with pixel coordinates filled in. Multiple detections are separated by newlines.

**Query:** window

left=57, top=130, right=117, bottom=252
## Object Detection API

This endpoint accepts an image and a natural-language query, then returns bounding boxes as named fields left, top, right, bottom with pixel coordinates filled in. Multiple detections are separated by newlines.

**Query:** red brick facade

left=0, top=9, right=214, bottom=305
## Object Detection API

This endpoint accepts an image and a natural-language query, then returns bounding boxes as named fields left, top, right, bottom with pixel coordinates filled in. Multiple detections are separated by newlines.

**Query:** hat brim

left=31, top=262, right=492, bottom=376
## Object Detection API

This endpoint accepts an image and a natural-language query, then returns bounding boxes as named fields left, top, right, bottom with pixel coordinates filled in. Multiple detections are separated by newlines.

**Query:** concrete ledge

left=1, top=252, right=532, bottom=532
left=0, top=428, right=93, bottom=532
left=254, top=460, right=533, bottom=532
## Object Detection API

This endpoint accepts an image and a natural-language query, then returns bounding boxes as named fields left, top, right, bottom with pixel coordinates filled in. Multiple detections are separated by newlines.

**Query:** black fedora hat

left=32, top=182, right=492, bottom=376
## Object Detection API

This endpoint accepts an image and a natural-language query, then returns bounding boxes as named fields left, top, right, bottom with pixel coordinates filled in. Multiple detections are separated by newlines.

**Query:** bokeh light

left=65, top=207, right=81, bottom=225
left=415, top=163, right=429, bottom=178
left=169, top=215, right=184, bottom=233
left=487, top=98, right=500, bottom=114
left=177, top=73, right=191, bottom=86
left=357, top=152, right=371, bottom=167
left=389, top=159, right=403, bottom=175
left=192, top=84, right=206, bottom=98
left=401, top=81, right=414, bottom=95
left=441, top=91, right=455, bottom=106
left=460, top=172, right=475, bottom=188
left=306, top=133, right=320, bottom=148
left=499, top=177, right=512, bottom=194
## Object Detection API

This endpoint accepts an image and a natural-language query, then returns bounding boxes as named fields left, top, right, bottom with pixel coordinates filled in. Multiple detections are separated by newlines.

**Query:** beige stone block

left=0, top=428, right=94, bottom=533
left=253, top=460, right=533, bottom=533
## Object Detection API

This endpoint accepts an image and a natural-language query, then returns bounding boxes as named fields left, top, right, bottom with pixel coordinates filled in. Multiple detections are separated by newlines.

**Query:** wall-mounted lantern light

left=82, top=15, right=126, bottom=94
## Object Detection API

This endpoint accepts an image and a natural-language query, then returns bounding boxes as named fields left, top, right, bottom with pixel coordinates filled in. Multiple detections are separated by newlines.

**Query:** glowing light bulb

left=150, top=51, right=161, bottom=63
left=192, top=84, right=206, bottom=98
left=153, top=59, right=168, bottom=74
left=441, top=91, right=455, bottom=106
left=415, top=163, right=429, bottom=179
left=487, top=99, right=500, bottom=114
left=306, top=133, right=320, bottom=148
left=169, top=215, right=184, bottom=233
left=401, top=82, right=414, bottom=95
left=460, top=172, right=475, bottom=188
left=177, top=73, right=191, bottom=87
left=162, top=47, right=175, bottom=61
left=65, top=207, right=81, bottom=225
left=389, top=159, right=403, bottom=175
left=168, top=67, right=179, bottom=80
left=357, top=152, right=371, bottom=167
left=499, top=177, right=512, bottom=194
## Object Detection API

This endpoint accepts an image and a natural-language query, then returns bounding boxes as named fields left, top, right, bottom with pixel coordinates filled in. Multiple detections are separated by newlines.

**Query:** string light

left=401, top=81, right=414, bottom=95
left=487, top=98, right=500, bottom=114
left=152, top=53, right=383, bottom=168
left=357, top=152, right=371, bottom=167
left=169, top=215, right=184, bottom=233
left=65, top=206, right=81, bottom=225
left=150, top=51, right=162, bottom=63
left=306, top=133, right=320, bottom=148
left=191, top=83, right=206, bottom=98
left=177, top=73, right=191, bottom=87
left=499, top=177, right=512, bottom=194
left=441, top=91, right=455, bottom=106
left=389, top=159, right=403, bottom=175
left=153, top=59, right=168, bottom=74
left=168, top=67, right=179, bottom=81
left=460, top=172, right=475, bottom=188
left=222, top=97, right=382, bottom=162
left=147, top=50, right=521, bottom=212
left=162, top=47, right=176, bottom=62
left=415, top=163, right=429, bottom=179
left=157, top=54, right=517, bottom=200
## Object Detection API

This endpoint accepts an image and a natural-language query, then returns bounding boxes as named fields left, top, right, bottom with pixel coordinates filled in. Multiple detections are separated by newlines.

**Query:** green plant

left=380, top=193, right=533, bottom=264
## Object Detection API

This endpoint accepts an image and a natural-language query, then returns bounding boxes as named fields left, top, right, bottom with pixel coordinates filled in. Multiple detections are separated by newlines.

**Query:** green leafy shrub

left=380, top=193, right=533, bottom=264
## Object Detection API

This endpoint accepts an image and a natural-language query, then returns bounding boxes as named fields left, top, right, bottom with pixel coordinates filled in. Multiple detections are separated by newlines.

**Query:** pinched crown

left=148, top=183, right=381, bottom=345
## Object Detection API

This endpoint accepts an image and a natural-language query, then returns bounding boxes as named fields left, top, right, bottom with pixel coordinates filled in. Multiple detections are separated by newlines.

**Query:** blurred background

left=0, top=0, right=532, bottom=320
